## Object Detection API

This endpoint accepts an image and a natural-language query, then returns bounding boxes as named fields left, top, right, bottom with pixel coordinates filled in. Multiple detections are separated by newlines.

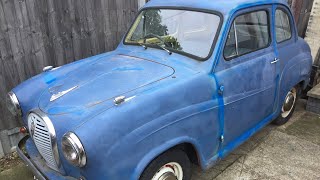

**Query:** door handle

left=271, top=58, right=280, bottom=64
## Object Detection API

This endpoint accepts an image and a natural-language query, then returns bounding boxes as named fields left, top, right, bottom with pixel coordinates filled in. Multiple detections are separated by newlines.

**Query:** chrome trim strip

left=29, top=109, right=61, bottom=170
left=233, top=21, right=239, bottom=56
left=63, top=132, right=87, bottom=167
left=43, top=66, right=53, bottom=72
left=50, top=86, right=78, bottom=102
left=8, top=91, right=22, bottom=116
left=114, top=96, right=126, bottom=106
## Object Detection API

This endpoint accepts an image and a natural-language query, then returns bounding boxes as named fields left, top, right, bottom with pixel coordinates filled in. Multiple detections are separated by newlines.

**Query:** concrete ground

left=192, top=100, right=320, bottom=180
left=0, top=100, right=319, bottom=180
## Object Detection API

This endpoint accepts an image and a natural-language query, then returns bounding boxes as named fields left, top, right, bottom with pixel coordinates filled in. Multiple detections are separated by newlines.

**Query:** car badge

left=30, top=121, right=35, bottom=137
left=50, top=86, right=78, bottom=102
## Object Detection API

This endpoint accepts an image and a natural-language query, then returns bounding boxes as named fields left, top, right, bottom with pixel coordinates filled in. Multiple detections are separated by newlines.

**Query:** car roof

left=143, top=0, right=288, bottom=16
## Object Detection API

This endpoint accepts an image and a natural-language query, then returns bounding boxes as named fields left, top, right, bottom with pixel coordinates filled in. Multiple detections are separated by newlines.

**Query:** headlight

left=62, top=132, right=86, bottom=167
left=6, top=92, right=22, bottom=116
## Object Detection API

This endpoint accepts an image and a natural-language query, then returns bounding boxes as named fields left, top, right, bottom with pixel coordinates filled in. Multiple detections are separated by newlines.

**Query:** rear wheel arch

left=273, top=84, right=300, bottom=125
left=299, top=79, right=308, bottom=90
left=278, top=65, right=305, bottom=105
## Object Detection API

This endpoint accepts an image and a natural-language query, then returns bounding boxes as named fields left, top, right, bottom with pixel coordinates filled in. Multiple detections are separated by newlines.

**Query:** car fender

left=278, top=52, right=312, bottom=113
left=104, top=98, right=221, bottom=180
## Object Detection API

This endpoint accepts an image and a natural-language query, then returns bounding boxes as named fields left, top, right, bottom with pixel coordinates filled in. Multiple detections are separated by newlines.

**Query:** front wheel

left=273, top=86, right=299, bottom=125
left=140, top=149, right=191, bottom=180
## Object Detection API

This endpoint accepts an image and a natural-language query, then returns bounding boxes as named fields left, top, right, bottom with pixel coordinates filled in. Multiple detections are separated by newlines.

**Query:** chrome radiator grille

left=28, top=111, right=60, bottom=171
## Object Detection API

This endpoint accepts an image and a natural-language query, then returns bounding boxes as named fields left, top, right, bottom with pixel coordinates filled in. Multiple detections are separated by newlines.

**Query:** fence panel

left=289, top=0, right=314, bottom=37
left=0, top=0, right=138, bottom=131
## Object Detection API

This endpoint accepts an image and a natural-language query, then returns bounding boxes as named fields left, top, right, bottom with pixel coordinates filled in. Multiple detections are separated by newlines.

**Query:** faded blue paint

left=13, top=0, right=312, bottom=180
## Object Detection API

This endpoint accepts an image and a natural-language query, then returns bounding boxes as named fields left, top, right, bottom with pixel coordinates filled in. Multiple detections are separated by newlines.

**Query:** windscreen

left=125, top=9, right=221, bottom=59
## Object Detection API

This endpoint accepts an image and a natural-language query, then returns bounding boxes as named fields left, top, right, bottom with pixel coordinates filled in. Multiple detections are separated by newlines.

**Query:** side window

left=224, top=10, right=270, bottom=60
left=275, top=9, right=292, bottom=43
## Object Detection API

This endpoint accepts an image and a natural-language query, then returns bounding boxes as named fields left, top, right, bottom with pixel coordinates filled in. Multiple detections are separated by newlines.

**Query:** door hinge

left=218, top=85, right=224, bottom=95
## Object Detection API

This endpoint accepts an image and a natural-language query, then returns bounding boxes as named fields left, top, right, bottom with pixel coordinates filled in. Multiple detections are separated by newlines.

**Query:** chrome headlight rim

left=62, top=132, right=87, bottom=167
left=6, top=92, right=22, bottom=116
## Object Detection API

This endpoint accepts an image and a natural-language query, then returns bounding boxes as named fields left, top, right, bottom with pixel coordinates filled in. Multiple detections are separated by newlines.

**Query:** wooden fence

left=288, top=0, right=315, bottom=37
left=0, top=0, right=139, bottom=131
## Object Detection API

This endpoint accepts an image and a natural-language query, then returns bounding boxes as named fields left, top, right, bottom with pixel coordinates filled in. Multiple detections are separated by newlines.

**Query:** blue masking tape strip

left=219, top=113, right=274, bottom=158
left=210, top=74, right=225, bottom=158
left=44, top=73, right=56, bottom=84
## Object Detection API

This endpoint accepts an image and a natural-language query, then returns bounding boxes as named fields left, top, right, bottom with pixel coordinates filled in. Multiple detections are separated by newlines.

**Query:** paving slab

left=307, top=84, right=320, bottom=114
left=307, top=83, right=320, bottom=99
left=0, top=163, right=33, bottom=180
left=214, top=131, right=320, bottom=180
left=192, top=100, right=320, bottom=180
left=285, top=112, right=320, bottom=145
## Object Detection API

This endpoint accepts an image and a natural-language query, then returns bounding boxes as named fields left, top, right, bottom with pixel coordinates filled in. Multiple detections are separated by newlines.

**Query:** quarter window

left=224, top=10, right=270, bottom=60
left=275, top=9, right=292, bottom=43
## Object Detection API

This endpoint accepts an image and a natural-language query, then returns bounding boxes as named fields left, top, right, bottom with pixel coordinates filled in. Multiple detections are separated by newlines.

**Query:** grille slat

left=35, top=129, right=50, bottom=136
left=34, top=141, right=51, bottom=149
left=33, top=134, right=51, bottom=143
left=33, top=137, right=52, bottom=150
left=35, top=125, right=47, bottom=131
left=35, top=123, right=45, bottom=128
left=34, top=132, right=51, bottom=140
left=35, top=125, right=49, bottom=132
left=28, top=113, right=59, bottom=171
left=34, top=146, right=52, bottom=155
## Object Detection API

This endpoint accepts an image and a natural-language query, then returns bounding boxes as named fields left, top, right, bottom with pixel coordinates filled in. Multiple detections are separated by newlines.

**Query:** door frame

left=211, top=4, right=281, bottom=160
left=272, top=3, right=299, bottom=114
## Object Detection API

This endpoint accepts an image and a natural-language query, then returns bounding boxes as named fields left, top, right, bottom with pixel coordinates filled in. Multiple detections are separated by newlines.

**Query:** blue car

left=6, top=0, right=312, bottom=179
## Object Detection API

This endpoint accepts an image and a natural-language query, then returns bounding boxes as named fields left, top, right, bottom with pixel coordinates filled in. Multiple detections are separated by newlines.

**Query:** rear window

left=224, top=10, right=270, bottom=60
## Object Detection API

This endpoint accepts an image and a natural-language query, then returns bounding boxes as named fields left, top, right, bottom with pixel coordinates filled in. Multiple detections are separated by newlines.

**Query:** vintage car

left=6, top=0, right=312, bottom=179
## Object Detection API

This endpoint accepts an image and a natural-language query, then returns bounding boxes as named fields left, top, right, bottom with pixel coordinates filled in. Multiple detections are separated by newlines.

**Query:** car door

left=274, top=5, right=300, bottom=95
left=214, top=6, right=279, bottom=150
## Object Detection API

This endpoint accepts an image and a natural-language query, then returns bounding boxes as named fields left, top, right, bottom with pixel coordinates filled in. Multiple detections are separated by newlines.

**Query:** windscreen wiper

left=143, top=34, right=172, bottom=55
left=138, top=43, right=147, bottom=50
left=153, top=43, right=172, bottom=55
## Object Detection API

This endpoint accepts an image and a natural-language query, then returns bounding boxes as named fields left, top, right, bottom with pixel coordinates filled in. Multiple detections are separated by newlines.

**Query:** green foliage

left=131, top=9, right=182, bottom=51
left=145, top=10, right=168, bottom=36
left=164, top=36, right=182, bottom=51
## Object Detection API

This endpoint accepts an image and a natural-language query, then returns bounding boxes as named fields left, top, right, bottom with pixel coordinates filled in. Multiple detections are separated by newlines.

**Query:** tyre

left=273, top=86, right=299, bottom=125
left=140, top=149, right=191, bottom=180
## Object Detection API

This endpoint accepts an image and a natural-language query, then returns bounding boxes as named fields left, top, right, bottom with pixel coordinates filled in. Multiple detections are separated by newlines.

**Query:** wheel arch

left=298, top=79, right=308, bottom=90
left=131, top=137, right=204, bottom=180
left=278, top=55, right=311, bottom=103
